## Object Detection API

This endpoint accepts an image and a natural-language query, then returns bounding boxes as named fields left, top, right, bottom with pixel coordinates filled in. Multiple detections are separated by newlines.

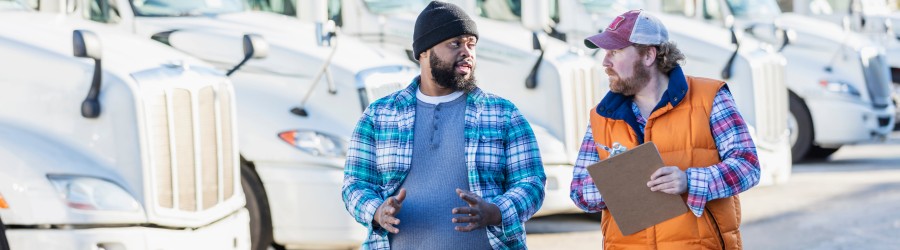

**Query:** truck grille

left=357, top=66, right=415, bottom=110
left=360, top=82, right=404, bottom=110
left=860, top=52, right=893, bottom=109
left=568, top=65, right=605, bottom=156
left=146, top=85, right=236, bottom=212
left=752, top=56, right=789, bottom=144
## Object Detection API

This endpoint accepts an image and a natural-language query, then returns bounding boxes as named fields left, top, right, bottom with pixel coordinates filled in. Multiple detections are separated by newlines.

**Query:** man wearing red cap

left=570, top=10, right=760, bottom=249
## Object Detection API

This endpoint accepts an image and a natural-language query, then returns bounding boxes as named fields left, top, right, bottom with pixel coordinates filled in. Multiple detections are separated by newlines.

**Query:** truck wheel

left=1, top=217, right=9, bottom=250
left=806, top=145, right=840, bottom=160
left=241, top=162, right=275, bottom=250
left=788, top=93, right=814, bottom=162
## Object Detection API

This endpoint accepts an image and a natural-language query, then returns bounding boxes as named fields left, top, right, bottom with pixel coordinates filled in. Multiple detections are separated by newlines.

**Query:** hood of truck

left=0, top=121, right=147, bottom=225
left=133, top=11, right=415, bottom=76
left=0, top=12, right=215, bottom=77
left=776, top=13, right=876, bottom=51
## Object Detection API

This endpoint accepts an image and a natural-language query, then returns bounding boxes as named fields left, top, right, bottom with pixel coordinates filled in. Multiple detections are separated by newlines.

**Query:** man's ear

left=418, top=50, right=430, bottom=67
left=643, top=47, right=658, bottom=67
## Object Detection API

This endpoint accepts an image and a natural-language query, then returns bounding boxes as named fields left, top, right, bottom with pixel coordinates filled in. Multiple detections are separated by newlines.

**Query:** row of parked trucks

left=0, top=0, right=893, bottom=249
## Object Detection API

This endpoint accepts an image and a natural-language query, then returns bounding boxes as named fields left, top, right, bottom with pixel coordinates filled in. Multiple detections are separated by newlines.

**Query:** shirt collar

left=399, top=76, right=484, bottom=107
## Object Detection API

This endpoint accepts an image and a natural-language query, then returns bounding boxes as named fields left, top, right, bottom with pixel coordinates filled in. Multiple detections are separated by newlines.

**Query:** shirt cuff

left=361, top=197, right=384, bottom=230
left=487, top=195, right=520, bottom=242
left=685, top=167, right=712, bottom=217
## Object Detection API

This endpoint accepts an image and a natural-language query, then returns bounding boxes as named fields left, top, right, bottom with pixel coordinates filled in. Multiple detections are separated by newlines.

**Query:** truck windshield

left=363, top=0, right=428, bottom=15
left=0, top=0, right=28, bottom=11
left=130, top=0, right=246, bottom=17
left=580, top=0, right=644, bottom=15
left=725, top=0, right=782, bottom=19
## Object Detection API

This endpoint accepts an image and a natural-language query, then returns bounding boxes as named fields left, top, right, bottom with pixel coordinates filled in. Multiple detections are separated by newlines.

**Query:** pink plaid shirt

left=570, top=88, right=760, bottom=217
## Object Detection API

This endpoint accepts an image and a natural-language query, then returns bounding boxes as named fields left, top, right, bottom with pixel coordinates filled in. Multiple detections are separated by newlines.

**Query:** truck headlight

left=278, top=130, right=348, bottom=158
left=47, top=175, right=141, bottom=211
left=819, top=80, right=861, bottom=97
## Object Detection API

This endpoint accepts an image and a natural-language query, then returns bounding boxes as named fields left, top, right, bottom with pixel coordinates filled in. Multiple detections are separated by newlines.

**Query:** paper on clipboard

left=587, top=142, right=689, bottom=236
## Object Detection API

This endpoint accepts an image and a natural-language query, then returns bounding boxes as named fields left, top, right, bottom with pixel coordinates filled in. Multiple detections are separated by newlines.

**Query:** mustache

left=455, top=59, right=474, bottom=67
left=604, top=68, right=617, bottom=76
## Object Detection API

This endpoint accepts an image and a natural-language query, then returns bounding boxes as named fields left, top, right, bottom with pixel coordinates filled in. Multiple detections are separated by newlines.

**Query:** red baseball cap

left=585, top=10, right=669, bottom=50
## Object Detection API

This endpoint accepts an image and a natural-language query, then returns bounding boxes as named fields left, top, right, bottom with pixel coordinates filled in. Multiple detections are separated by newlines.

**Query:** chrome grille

left=861, top=52, right=893, bottom=109
left=753, top=57, right=788, bottom=144
left=148, top=85, right=236, bottom=212
left=173, top=89, right=196, bottom=211
left=150, top=91, right=173, bottom=209
left=357, top=66, right=415, bottom=110
left=363, top=82, right=405, bottom=108
left=568, top=65, right=605, bottom=155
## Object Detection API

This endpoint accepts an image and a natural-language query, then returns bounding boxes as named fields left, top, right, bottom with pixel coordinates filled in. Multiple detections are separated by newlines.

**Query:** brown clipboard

left=586, top=142, right=689, bottom=235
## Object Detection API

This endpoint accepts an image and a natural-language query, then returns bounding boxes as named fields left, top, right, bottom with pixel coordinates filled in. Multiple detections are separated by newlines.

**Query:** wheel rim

left=787, top=111, right=799, bottom=147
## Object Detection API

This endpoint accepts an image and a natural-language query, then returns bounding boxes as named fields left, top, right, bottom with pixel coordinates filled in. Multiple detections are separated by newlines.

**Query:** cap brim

left=584, top=32, right=631, bottom=50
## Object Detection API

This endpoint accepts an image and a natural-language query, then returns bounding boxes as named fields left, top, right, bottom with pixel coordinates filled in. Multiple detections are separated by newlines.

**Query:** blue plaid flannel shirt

left=342, top=78, right=546, bottom=249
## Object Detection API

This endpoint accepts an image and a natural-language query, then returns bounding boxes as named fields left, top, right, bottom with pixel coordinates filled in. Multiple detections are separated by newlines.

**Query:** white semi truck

left=0, top=5, right=250, bottom=250
left=647, top=0, right=895, bottom=161
left=488, top=0, right=792, bottom=183
left=39, top=0, right=421, bottom=249
left=783, top=0, right=900, bottom=126
left=264, top=0, right=602, bottom=217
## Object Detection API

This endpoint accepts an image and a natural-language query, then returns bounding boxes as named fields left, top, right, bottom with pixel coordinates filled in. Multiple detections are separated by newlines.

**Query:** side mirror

left=243, top=34, right=268, bottom=59
left=521, top=0, right=550, bottom=32
left=73, top=30, right=103, bottom=118
left=74, top=29, right=102, bottom=60
left=316, top=20, right=337, bottom=47
left=227, top=34, right=268, bottom=76
left=777, top=28, right=794, bottom=52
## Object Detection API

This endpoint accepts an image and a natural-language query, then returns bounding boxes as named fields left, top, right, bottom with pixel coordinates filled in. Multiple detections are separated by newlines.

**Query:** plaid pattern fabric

left=570, top=88, right=760, bottom=217
left=342, top=78, right=545, bottom=249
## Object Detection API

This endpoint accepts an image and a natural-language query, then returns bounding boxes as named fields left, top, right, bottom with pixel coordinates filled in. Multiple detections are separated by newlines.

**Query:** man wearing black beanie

left=342, top=1, right=546, bottom=250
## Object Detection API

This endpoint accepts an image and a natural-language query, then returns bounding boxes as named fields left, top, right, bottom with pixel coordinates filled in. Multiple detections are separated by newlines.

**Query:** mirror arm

left=81, top=58, right=102, bottom=118
left=526, top=32, right=544, bottom=89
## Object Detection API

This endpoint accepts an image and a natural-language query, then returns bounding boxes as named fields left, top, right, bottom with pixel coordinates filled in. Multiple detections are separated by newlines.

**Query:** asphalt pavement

left=525, top=131, right=900, bottom=250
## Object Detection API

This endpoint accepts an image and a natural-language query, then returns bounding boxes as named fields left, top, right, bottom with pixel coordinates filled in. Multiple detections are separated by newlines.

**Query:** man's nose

left=459, top=46, right=474, bottom=59
left=602, top=53, right=612, bottom=67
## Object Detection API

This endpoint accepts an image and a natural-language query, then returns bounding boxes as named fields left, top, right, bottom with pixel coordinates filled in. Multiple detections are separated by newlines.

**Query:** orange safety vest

left=589, top=76, right=741, bottom=250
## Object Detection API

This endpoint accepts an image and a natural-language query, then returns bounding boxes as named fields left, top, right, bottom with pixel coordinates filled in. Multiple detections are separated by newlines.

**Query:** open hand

left=451, top=188, right=501, bottom=232
left=374, top=188, right=406, bottom=234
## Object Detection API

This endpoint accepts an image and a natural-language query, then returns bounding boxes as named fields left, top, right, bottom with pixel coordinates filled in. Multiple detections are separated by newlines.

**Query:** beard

left=606, top=59, right=651, bottom=96
left=429, top=50, right=477, bottom=92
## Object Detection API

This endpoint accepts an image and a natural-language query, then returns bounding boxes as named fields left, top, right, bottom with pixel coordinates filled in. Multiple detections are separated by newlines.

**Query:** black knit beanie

left=413, top=1, right=479, bottom=60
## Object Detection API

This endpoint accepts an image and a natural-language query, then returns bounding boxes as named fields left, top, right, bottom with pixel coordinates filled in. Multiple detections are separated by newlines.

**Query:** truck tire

left=241, top=162, right=275, bottom=250
left=788, top=93, right=814, bottom=162
left=1, top=217, right=9, bottom=250
left=806, top=145, right=840, bottom=160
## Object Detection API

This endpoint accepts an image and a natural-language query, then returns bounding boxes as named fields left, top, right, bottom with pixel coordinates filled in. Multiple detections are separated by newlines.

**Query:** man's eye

left=451, top=42, right=460, bottom=47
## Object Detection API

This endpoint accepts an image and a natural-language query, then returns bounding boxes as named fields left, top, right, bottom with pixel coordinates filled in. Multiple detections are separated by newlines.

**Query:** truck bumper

left=6, top=208, right=250, bottom=250
left=534, top=164, right=582, bottom=217
left=756, top=134, right=793, bottom=186
left=254, top=161, right=366, bottom=249
left=807, top=98, right=895, bottom=146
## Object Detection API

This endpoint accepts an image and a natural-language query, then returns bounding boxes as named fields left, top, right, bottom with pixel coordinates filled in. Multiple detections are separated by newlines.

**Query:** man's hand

left=451, top=188, right=501, bottom=232
left=647, top=166, right=688, bottom=195
left=373, top=188, right=406, bottom=234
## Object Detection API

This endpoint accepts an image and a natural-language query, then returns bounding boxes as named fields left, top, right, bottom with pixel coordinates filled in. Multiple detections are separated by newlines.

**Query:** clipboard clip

left=596, top=142, right=628, bottom=157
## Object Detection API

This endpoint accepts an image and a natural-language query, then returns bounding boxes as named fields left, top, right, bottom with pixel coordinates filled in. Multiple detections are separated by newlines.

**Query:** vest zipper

left=705, top=207, right=726, bottom=250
